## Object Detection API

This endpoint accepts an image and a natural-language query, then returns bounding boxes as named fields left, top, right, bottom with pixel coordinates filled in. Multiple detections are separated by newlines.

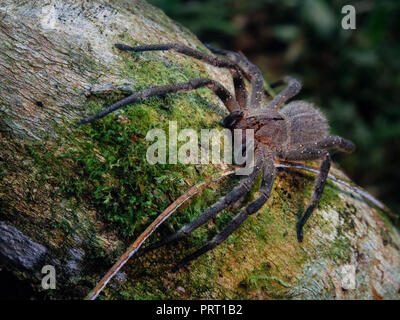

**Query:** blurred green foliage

left=149, top=0, right=400, bottom=214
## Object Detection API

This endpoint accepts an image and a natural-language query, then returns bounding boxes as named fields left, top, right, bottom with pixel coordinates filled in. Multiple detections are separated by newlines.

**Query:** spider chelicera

left=78, top=43, right=355, bottom=272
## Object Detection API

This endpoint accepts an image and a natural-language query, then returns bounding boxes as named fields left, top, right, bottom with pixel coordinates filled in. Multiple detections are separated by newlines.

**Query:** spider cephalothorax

left=78, top=43, right=355, bottom=271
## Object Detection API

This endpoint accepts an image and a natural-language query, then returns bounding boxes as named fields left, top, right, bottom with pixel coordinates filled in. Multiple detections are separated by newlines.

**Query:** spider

left=78, top=43, right=355, bottom=272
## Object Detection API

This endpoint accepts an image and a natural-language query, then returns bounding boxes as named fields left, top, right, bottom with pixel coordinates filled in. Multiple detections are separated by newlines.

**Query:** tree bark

left=0, top=0, right=399, bottom=300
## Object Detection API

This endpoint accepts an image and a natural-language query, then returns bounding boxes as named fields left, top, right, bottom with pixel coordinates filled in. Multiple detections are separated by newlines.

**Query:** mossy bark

left=0, top=0, right=399, bottom=300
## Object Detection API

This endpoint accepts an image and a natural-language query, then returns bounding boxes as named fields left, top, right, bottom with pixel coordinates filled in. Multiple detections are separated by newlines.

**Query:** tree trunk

left=0, top=0, right=399, bottom=300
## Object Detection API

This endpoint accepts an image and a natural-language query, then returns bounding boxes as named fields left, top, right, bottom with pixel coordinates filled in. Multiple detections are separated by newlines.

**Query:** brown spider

left=78, top=43, right=355, bottom=272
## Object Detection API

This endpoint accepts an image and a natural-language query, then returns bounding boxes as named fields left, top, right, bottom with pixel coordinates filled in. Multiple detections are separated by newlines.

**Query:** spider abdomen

left=281, top=101, right=329, bottom=148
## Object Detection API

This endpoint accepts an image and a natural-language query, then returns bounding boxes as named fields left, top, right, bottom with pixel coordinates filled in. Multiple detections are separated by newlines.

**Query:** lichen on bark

left=0, top=0, right=399, bottom=300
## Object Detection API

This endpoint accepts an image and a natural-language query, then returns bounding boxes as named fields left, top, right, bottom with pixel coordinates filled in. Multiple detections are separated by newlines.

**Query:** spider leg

left=232, top=194, right=247, bottom=209
left=77, top=78, right=240, bottom=125
left=309, top=136, right=356, bottom=153
left=281, top=149, right=331, bottom=242
left=260, top=76, right=302, bottom=113
left=221, top=109, right=244, bottom=129
left=132, top=154, right=264, bottom=259
left=115, top=43, right=248, bottom=109
left=204, top=44, right=264, bottom=109
left=172, top=155, right=276, bottom=272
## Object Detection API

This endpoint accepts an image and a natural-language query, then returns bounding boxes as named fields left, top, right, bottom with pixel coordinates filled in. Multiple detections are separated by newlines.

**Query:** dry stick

left=86, top=162, right=384, bottom=300
left=85, top=168, right=236, bottom=300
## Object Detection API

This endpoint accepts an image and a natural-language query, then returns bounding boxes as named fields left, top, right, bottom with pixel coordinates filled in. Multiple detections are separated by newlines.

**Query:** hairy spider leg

left=282, top=148, right=331, bottom=242
left=204, top=45, right=308, bottom=113
left=114, top=43, right=248, bottom=109
left=204, top=44, right=265, bottom=109
left=131, top=155, right=264, bottom=260
left=260, top=76, right=302, bottom=113
left=77, top=78, right=240, bottom=125
left=172, top=155, right=276, bottom=271
left=204, top=44, right=300, bottom=105
left=309, top=136, right=356, bottom=153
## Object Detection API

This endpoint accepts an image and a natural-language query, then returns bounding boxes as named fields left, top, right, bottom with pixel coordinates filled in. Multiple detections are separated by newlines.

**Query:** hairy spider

left=78, top=43, right=355, bottom=272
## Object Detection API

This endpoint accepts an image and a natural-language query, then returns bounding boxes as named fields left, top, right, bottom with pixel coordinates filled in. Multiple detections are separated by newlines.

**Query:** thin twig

left=85, top=168, right=235, bottom=300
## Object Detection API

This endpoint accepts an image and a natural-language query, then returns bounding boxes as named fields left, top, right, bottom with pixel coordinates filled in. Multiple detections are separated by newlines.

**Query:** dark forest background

left=148, top=0, right=400, bottom=217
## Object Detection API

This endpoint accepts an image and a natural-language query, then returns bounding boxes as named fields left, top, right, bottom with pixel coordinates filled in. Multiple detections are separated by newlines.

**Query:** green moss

left=318, top=182, right=342, bottom=210
left=297, top=179, right=354, bottom=264
left=0, top=37, right=243, bottom=298
left=244, top=264, right=292, bottom=290
left=326, top=234, right=352, bottom=262
left=20, top=41, right=225, bottom=242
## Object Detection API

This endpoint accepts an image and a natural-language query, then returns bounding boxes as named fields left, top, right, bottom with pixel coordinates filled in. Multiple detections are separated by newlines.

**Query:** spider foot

left=171, top=244, right=213, bottom=273
left=171, top=257, right=194, bottom=273
left=296, top=221, right=304, bottom=243
left=171, top=262, right=184, bottom=273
